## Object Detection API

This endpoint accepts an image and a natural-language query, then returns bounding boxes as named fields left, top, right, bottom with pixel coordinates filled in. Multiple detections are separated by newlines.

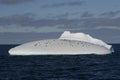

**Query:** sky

left=0, top=0, right=120, bottom=44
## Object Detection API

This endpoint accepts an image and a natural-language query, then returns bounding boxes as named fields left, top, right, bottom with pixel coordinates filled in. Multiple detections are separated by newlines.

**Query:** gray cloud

left=81, top=17, right=120, bottom=28
left=51, top=12, right=78, bottom=19
left=100, top=10, right=120, bottom=17
left=0, top=14, right=34, bottom=26
left=0, top=14, right=120, bottom=31
left=43, top=1, right=84, bottom=8
left=1, top=14, right=120, bottom=44
left=0, top=0, right=33, bottom=5
left=54, top=12, right=69, bottom=19
left=58, top=17, right=120, bottom=30
left=0, top=14, right=80, bottom=27
left=81, top=12, right=94, bottom=18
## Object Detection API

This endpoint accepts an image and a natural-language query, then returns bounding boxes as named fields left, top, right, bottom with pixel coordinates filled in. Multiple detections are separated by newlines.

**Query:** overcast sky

left=0, top=0, right=120, bottom=44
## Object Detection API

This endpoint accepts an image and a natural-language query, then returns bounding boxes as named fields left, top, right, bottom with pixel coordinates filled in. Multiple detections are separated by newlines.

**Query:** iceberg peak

left=59, top=31, right=111, bottom=49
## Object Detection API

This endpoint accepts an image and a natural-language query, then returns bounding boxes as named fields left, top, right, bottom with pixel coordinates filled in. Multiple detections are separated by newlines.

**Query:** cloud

left=95, top=26, right=120, bottom=30
left=0, top=14, right=34, bottom=26
left=0, top=0, right=33, bottom=5
left=58, top=17, right=120, bottom=30
left=0, top=14, right=120, bottom=44
left=54, top=12, right=69, bottom=19
left=42, top=1, right=84, bottom=8
left=0, top=14, right=80, bottom=27
left=100, top=10, right=120, bottom=17
left=0, top=25, right=63, bottom=33
left=81, top=17, right=120, bottom=28
left=0, top=14, right=120, bottom=32
left=81, top=12, right=94, bottom=18
left=51, top=12, right=78, bottom=19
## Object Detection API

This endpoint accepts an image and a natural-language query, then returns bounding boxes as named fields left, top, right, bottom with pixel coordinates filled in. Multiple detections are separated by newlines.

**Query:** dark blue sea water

left=0, top=44, right=120, bottom=80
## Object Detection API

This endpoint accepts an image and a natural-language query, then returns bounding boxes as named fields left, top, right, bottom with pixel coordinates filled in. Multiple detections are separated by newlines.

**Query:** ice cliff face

left=59, top=31, right=111, bottom=49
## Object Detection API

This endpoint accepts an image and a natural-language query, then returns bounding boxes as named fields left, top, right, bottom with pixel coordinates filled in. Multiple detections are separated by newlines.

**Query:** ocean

left=0, top=44, right=120, bottom=80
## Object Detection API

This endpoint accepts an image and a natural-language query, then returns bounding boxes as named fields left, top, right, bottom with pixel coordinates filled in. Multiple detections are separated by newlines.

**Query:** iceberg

left=59, top=31, right=112, bottom=49
left=9, top=31, right=113, bottom=55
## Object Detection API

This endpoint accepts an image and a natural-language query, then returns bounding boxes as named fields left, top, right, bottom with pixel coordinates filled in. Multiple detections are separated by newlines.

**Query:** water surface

left=0, top=44, right=120, bottom=80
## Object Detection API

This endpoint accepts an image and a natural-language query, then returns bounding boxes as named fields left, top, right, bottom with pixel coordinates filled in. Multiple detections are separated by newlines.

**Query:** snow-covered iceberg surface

left=9, top=31, right=113, bottom=55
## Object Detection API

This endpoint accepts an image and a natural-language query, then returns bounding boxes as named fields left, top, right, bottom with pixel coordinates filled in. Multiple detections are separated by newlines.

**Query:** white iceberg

left=59, top=31, right=111, bottom=49
left=9, top=31, right=113, bottom=55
